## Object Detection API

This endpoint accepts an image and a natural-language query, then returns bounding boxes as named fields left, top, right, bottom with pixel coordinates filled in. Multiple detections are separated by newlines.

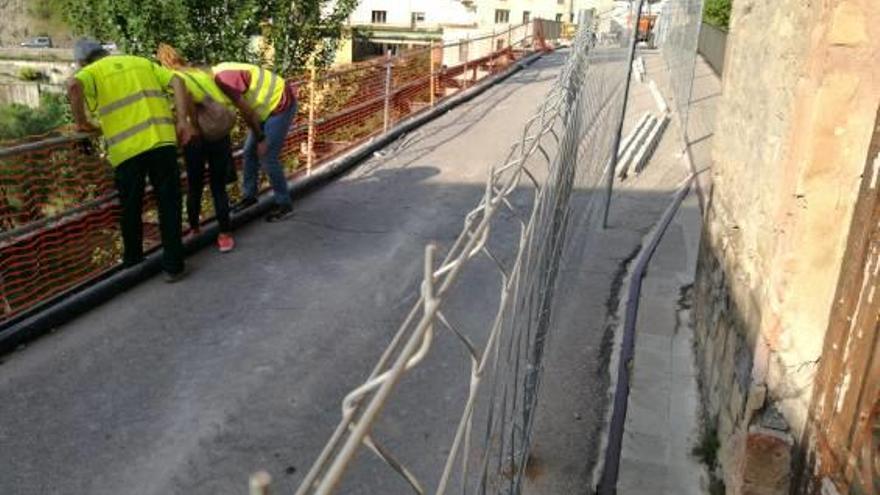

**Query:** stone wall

left=692, top=0, right=880, bottom=492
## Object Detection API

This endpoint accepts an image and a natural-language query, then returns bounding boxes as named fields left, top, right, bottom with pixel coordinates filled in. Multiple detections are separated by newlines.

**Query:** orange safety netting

left=0, top=23, right=547, bottom=325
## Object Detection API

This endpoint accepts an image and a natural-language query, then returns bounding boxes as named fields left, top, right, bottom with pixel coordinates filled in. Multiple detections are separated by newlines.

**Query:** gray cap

left=73, top=38, right=104, bottom=64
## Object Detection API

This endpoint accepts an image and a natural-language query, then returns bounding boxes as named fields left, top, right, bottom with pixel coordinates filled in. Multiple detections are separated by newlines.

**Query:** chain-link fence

left=656, top=0, right=704, bottom=142
left=0, top=21, right=556, bottom=328
left=293, top=11, right=637, bottom=494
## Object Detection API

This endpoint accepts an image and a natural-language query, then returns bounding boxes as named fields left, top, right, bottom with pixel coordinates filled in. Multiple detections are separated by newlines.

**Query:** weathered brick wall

left=693, top=0, right=880, bottom=492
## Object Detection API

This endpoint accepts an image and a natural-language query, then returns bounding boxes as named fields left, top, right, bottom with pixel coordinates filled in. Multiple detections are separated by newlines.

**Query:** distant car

left=20, top=36, right=53, bottom=48
left=101, top=42, right=118, bottom=52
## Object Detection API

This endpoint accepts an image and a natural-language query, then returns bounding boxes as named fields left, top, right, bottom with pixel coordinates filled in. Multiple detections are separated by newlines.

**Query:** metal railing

left=656, top=0, right=705, bottom=143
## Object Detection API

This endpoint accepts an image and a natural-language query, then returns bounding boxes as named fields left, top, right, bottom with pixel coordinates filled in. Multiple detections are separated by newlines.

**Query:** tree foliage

left=58, top=0, right=359, bottom=74
left=258, top=0, right=359, bottom=74
left=703, top=0, right=732, bottom=30
left=0, top=93, right=71, bottom=141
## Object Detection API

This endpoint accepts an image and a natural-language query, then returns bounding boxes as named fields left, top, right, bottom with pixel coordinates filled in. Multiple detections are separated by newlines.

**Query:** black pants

left=114, top=145, right=184, bottom=274
left=184, top=136, right=233, bottom=233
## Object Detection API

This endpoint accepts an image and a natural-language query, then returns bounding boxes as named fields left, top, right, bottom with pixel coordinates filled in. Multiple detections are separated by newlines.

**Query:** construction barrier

left=0, top=21, right=562, bottom=327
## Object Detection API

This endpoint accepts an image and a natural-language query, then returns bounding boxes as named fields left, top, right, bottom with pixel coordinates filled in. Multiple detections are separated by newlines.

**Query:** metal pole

left=429, top=41, right=436, bottom=107
left=383, top=50, right=392, bottom=133
left=602, top=0, right=645, bottom=229
left=463, top=35, right=469, bottom=88
left=307, top=65, right=317, bottom=175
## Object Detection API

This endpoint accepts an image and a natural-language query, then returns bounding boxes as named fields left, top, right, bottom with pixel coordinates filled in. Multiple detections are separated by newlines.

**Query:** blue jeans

left=242, top=102, right=296, bottom=208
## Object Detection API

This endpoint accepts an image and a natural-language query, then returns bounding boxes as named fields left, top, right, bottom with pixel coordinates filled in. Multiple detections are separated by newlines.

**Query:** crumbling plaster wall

left=693, top=0, right=880, bottom=491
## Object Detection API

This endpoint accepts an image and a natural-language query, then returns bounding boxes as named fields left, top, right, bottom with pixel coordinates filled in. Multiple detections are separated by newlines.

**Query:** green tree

left=0, top=93, right=72, bottom=141
left=58, top=0, right=358, bottom=74
left=703, top=0, right=732, bottom=30
left=258, top=0, right=359, bottom=74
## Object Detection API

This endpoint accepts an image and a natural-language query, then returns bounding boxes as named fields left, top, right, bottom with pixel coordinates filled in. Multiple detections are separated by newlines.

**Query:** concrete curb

left=0, top=50, right=547, bottom=355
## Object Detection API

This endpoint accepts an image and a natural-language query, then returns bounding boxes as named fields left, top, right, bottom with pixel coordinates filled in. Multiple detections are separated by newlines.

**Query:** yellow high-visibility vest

left=212, top=62, right=284, bottom=121
left=175, top=68, right=234, bottom=111
left=75, top=55, right=177, bottom=166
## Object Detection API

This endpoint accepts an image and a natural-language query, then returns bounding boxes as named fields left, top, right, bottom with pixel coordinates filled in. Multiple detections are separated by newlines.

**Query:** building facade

left=337, top=0, right=615, bottom=63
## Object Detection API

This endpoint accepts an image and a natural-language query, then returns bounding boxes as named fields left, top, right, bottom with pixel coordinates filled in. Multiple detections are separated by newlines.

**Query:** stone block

left=828, top=1, right=868, bottom=46
left=729, top=380, right=746, bottom=422
left=738, top=426, right=793, bottom=495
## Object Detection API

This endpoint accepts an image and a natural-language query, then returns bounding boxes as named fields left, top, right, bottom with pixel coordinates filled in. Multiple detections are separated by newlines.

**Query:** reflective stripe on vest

left=213, top=62, right=283, bottom=121
left=177, top=69, right=234, bottom=110
left=98, top=89, right=166, bottom=116
left=105, top=116, right=176, bottom=147
left=245, top=67, right=279, bottom=118
left=79, top=55, right=177, bottom=166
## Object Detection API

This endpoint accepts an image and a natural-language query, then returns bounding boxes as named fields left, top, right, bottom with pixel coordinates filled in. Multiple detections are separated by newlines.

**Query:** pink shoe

left=217, top=233, right=235, bottom=253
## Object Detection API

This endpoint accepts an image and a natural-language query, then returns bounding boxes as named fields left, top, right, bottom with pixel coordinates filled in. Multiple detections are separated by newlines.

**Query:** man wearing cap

left=67, top=39, right=197, bottom=282
left=213, top=62, right=297, bottom=222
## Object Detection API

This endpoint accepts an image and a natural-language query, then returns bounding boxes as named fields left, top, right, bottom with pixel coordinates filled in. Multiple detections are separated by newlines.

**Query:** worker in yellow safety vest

left=157, top=43, right=237, bottom=253
left=67, top=39, right=197, bottom=282
left=213, top=62, right=298, bottom=222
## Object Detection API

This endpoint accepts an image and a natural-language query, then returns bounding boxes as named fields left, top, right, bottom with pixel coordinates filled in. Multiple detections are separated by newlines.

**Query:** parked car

left=101, top=42, right=118, bottom=52
left=20, top=36, right=53, bottom=48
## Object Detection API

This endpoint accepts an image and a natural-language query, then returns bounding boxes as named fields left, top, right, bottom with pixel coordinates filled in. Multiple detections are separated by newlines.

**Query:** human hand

left=177, top=122, right=199, bottom=147
left=75, top=121, right=99, bottom=134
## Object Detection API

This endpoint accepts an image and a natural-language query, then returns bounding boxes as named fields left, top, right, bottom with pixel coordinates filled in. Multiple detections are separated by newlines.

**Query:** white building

left=338, top=0, right=618, bottom=63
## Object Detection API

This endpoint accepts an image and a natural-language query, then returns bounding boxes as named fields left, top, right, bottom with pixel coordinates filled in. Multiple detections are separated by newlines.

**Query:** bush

left=703, top=0, right=732, bottom=30
left=0, top=93, right=71, bottom=141
left=18, top=67, right=46, bottom=81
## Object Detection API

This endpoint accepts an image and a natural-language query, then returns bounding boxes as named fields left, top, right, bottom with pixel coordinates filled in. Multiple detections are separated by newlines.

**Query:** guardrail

left=0, top=21, right=562, bottom=329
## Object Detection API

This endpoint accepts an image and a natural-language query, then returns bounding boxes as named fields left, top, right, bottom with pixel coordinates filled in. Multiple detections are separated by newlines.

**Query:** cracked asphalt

left=0, top=48, right=689, bottom=495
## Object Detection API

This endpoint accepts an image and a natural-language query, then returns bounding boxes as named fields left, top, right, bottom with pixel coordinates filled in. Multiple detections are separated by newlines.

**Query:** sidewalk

left=615, top=54, right=722, bottom=494
left=617, top=189, right=707, bottom=494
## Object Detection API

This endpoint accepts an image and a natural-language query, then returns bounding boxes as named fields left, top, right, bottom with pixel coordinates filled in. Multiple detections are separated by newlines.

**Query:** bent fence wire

left=0, top=22, right=548, bottom=326
left=656, top=0, right=704, bottom=143
left=293, top=12, right=636, bottom=495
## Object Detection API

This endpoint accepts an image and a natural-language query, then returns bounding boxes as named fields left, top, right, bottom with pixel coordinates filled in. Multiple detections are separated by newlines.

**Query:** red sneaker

left=217, top=233, right=235, bottom=253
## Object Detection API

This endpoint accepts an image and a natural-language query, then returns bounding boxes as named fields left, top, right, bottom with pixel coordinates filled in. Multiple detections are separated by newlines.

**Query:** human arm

left=215, top=70, right=268, bottom=155
left=230, top=96, right=264, bottom=140
left=169, top=75, right=198, bottom=146
left=230, top=97, right=268, bottom=156
left=66, top=77, right=98, bottom=133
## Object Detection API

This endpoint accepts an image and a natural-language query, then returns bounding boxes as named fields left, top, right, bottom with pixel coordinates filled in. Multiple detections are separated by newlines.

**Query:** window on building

left=523, top=11, right=531, bottom=23
left=495, top=9, right=510, bottom=24
left=411, top=12, right=425, bottom=25
left=371, top=10, right=387, bottom=24
left=556, top=13, right=563, bottom=22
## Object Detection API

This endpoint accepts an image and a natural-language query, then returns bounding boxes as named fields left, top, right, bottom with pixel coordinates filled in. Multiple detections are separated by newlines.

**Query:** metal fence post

left=307, top=65, right=317, bottom=175
left=383, top=50, right=392, bottom=133
left=463, top=35, right=470, bottom=88
left=429, top=41, right=436, bottom=107
left=602, top=0, right=645, bottom=229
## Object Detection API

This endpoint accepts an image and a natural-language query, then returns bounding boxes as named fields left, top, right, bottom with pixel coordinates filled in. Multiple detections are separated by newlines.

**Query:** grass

left=692, top=424, right=725, bottom=495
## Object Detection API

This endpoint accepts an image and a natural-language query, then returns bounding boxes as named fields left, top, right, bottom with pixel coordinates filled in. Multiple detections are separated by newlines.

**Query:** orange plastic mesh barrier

left=0, top=22, right=552, bottom=325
